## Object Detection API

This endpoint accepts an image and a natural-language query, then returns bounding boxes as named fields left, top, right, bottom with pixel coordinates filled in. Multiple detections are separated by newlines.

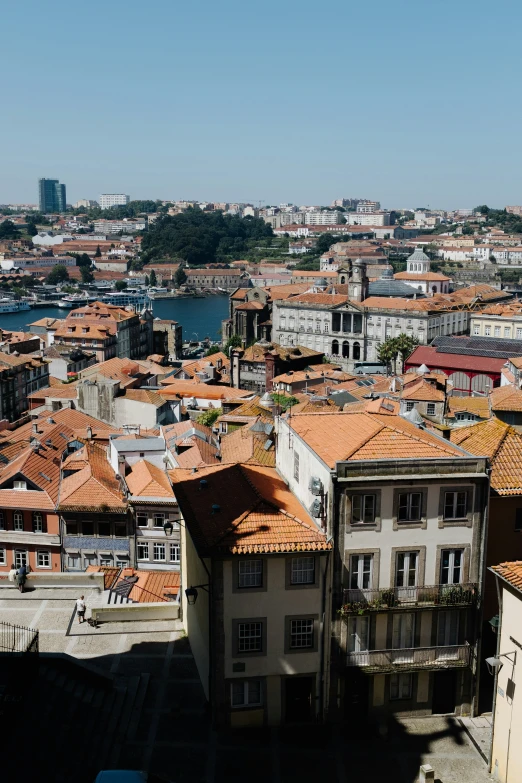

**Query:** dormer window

left=14, top=480, right=27, bottom=490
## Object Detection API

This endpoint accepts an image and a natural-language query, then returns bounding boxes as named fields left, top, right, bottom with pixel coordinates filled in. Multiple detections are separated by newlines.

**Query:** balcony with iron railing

left=346, top=643, right=471, bottom=674
left=340, top=583, right=478, bottom=615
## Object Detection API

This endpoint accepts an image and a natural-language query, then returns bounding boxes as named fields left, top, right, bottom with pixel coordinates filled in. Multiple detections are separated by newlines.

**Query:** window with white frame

left=0, top=548, right=6, bottom=566
left=440, top=549, right=463, bottom=585
left=14, top=480, right=27, bottom=490
left=350, top=554, right=373, bottom=590
left=37, top=551, right=51, bottom=568
left=137, top=542, right=149, bottom=560
left=427, top=403, right=436, bottom=416
left=237, top=621, right=263, bottom=653
left=396, top=552, right=418, bottom=588
left=153, top=513, right=165, bottom=528
left=289, top=618, right=314, bottom=649
left=136, top=512, right=148, bottom=527
left=473, top=324, right=480, bottom=336
left=116, top=558, right=128, bottom=568
left=347, top=615, right=369, bottom=653
left=485, top=326, right=491, bottom=336
left=517, top=328, right=522, bottom=340
left=398, top=492, right=422, bottom=522
left=505, top=327, right=512, bottom=338
left=231, top=680, right=262, bottom=708
left=405, top=401, right=414, bottom=412
left=33, top=512, right=43, bottom=532
left=14, top=550, right=28, bottom=568
left=67, top=554, right=79, bottom=569
left=293, top=452, right=300, bottom=482
left=170, top=544, right=180, bottom=564
left=351, top=494, right=376, bottom=524
left=290, top=556, right=315, bottom=585
left=444, top=491, right=467, bottom=520
left=238, top=559, right=262, bottom=588
left=153, top=543, right=166, bottom=562
left=13, top=511, right=23, bottom=531
left=390, top=673, right=412, bottom=700
left=494, top=326, right=501, bottom=337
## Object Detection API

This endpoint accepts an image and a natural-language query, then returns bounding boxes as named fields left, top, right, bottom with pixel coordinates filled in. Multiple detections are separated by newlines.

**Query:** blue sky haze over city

left=1, top=0, right=521, bottom=208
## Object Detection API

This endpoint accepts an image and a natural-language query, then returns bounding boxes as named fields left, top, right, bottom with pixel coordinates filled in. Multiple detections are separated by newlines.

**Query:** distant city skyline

left=1, top=0, right=521, bottom=208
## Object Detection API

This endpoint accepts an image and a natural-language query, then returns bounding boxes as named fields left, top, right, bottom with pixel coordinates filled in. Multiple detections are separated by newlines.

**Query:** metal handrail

left=346, top=643, right=471, bottom=670
left=0, top=621, right=39, bottom=654
left=341, top=583, right=477, bottom=613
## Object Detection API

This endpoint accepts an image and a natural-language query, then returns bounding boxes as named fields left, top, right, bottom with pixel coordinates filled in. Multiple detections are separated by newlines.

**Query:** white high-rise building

left=99, top=194, right=130, bottom=210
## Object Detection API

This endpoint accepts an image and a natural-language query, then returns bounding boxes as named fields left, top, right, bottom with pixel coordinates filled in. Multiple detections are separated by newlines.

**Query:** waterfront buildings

left=38, top=178, right=67, bottom=213
left=99, top=194, right=130, bottom=210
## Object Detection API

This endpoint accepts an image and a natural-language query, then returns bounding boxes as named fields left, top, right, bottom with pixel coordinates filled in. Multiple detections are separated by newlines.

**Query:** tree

left=269, top=393, right=299, bottom=412
left=46, top=265, right=70, bottom=285
left=395, top=333, right=419, bottom=370
left=377, top=340, right=399, bottom=375
left=196, top=407, right=222, bottom=427
left=149, top=269, right=157, bottom=286
left=75, top=253, right=92, bottom=267
left=25, top=216, right=38, bottom=237
left=377, top=334, right=419, bottom=374
left=0, top=220, right=21, bottom=239
left=80, top=266, right=94, bottom=284
left=174, top=266, right=187, bottom=286
left=144, top=275, right=150, bottom=286
left=223, top=334, right=242, bottom=355
left=95, top=245, right=102, bottom=258
left=206, top=344, right=221, bottom=356
left=114, top=280, right=127, bottom=291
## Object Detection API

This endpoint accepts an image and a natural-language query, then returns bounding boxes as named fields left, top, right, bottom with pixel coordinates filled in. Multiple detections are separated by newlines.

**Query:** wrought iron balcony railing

left=340, top=583, right=477, bottom=615
left=346, top=643, right=471, bottom=673
left=0, top=622, right=39, bottom=656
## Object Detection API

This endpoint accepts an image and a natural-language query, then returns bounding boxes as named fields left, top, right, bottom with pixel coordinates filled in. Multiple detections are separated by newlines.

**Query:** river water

left=0, top=296, right=229, bottom=345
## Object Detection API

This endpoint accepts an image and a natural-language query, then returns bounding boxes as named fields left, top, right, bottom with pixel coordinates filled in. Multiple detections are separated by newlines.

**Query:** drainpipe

left=473, top=467, right=491, bottom=717
left=488, top=571, right=503, bottom=774
left=318, top=547, right=331, bottom=722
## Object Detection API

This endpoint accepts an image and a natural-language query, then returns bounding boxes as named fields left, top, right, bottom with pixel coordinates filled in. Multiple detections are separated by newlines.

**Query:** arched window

left=331, top=340, right=339, bottom=355
left=342, top=341, right=350, bottom=358
left=353, top=342, right=361, bottom=360
left=14, top=511, right=23, bottom=531
left=340, top=276, right=346, bottom=284
left=33, top=512, right=43, bottom=532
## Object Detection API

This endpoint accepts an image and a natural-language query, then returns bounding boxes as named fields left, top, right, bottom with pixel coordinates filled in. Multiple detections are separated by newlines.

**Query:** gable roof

left=489, top=385, right=522, bottom=412
left=126, top=459, right=175, bottom=499
left=288, top=411, right=466, bottom=469
left=451, top=418, right=522, bottom=495
left=170, top=463, right=329, bottom=556
left=58, top=441, right=126, bottom=512
left=490, top=561, right=522, bottom=595
left=446, top=396, right=491, bottom=419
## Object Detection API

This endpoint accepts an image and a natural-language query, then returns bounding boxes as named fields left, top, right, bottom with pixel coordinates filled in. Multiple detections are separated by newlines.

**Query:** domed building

left=368, top=266, right=420, bottom=298
left=393, top=247, right=450, bottom=295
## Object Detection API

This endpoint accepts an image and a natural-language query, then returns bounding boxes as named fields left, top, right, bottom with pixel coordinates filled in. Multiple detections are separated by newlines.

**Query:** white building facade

left=99, top=194, right=131, bottom=210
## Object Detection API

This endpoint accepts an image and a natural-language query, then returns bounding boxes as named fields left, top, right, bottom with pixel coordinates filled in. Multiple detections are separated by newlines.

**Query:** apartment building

left=185, top=269, right=249, bottom=289
left=0, top=352, right=50, bottom=421
left=172, top=463, right=331, bottom=727
left=276, top=410, right=489, bottom=721
left=53, top=302, right=152, bottom=362
left=99, top=194, right=130, bottom=210
left=304, top=211, right=343, bottom=225
left=470, top=302, right=522, bottom=340
left=93, top=219, right=145, bottom=234
left=348, top=212, right=391, bottom=226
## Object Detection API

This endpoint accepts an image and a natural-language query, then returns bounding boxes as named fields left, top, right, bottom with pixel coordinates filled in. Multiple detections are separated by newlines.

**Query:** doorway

left=284, top=676, right=314, bottom=723
left=432, top=671, right=457, bottom=714
left=344, top=671, right=369, bottom=727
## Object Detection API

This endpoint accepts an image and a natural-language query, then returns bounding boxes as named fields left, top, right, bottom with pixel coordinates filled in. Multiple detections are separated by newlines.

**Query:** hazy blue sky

left=1, top=0, right=520, bottom=209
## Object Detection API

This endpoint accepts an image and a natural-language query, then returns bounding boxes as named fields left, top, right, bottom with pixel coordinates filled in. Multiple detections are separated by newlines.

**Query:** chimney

left=86, top=425, right=92, bottom=439
left=32, top=423, right=38, bottom=434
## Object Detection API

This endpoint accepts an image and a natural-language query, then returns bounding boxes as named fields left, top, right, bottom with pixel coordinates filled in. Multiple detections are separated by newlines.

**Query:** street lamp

left=184, top=583, right=210, bottom=605
left=485, top=650, right=517, bottom=676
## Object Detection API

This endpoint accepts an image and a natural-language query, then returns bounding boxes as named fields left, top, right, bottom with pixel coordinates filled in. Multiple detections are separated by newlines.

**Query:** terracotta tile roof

left=394, top=271, right=450, bottom=281
left=219, top=396, right=274, bottom=420
left=239, top=343, right=323, bottom=362
left=126, top=459, right=174, bottom=498
left=401, top=379, right=445, bottom=402
left=446, top=396, right=491, bottom=419
left=170, top=463, right=329, bottom=556
left=284, top=293, right=348, bottom=306
left=170, top=439, right=221, bottom=469
left=490, top=561, right=522, bottom=594
left=27, top=385, right=78, bottom=400
left=264, top=283, right=311, bottom=300
left=124, top=389, right=166, bottom=408
left=344, top=397, right=400, bottom=415
left=220, top=423, right=275, bottom=467
left=86, top=565, right=120, bottom=589
left=235, top=301, right=266, bottom=311
left=86, top=566, right=180, bottom=601
left=490, top=385, right=522, bottom=412
left=160, top=381, right=252, bottom=400
left=451, top=417, right=509, bottom=458
left=291, top=397, right=341, bottom=414
left=163, top=420, right=214, bottom=444
left=272, top=369, right=324, bottom=385
left=288, top=411, right=465, bottom=469
left=59, top=441, right=126, bottom=512
left=231, top=289, right=248, bottom=301
left=450, top=418, right=522, bottom=495
left=292, top=270, right=338, bottom=278
left=508, top=356, right=522, bottom=369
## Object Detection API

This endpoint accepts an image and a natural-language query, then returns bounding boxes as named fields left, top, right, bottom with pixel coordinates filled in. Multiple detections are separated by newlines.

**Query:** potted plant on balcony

left=379, top=588, right=396, bottom=608
left=440, top=585, right=467, bottom=605
left=338, top=600, right=369, bottom=618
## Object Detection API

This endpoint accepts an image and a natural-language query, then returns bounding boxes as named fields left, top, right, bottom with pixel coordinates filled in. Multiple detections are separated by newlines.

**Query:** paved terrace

left=0, top=587, right=493, bottom=783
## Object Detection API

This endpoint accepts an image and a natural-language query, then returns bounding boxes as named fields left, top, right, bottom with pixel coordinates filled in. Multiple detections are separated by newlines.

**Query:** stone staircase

left=2, top=656, right=150, bottom=783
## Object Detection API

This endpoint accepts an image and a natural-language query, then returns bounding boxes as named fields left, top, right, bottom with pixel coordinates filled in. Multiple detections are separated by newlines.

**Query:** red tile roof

left=490, top=561, right=522, bottom=594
